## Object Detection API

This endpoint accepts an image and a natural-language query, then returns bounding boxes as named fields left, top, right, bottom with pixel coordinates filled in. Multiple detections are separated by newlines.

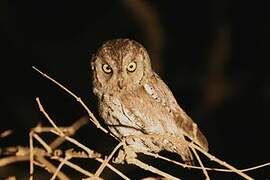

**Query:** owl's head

left=91, top=39, right=153, bottom=95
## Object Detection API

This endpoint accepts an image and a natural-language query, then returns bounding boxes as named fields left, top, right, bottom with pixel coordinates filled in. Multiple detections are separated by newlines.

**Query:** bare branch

left=0, top=130, right=13, bottom=138
left=32, top=133, right=52, bottom=154
left=51, top=156, right=70, bottom=180
left=95, top=142, right=123, bottom=177
left=35, top=154, right=69, bottom=180
left=126, top=156, right=181, bottom=180
left=190, top=143, right=253, bottom=180
left=0, top=155, right=29, bottom=167
left=49, top=116, right=88, bottom=149
left=29, top=131, right=34, bottom=180
left=96, top=158, right=130, bottom=180
left=0, top=66, right=258, bottom=180
left=32, top=66, right=108, bottom=134
left=36, top=97, right=64, bottom=136
left=190, top=145, right=210, bottom=180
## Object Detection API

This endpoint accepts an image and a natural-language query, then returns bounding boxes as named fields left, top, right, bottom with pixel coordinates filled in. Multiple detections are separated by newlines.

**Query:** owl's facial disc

left=92, top=39, right=153, bottom=94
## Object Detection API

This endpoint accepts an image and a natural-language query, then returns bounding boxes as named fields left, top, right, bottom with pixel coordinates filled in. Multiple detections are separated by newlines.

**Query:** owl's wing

left=148, top=73, right=208, bottom=151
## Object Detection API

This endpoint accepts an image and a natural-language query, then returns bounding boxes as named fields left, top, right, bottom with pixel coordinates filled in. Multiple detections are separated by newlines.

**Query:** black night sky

left=1, top=1, right=269, bottom=179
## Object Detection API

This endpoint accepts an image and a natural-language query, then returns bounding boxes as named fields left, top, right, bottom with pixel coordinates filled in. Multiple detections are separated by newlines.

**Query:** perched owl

left=91, top=39, right=208, bottom=164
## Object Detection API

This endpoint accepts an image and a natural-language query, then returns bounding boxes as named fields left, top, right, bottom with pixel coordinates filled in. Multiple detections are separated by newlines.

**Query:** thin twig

left=51, top=156, right=69, bottom=180
left=34, top=97, right=128, bottom=179
left=32, top=66, right=108, bottom=134
left=190, top=145, right=210, bottom=180
left=240, top=162, right=270, bottom=172
left=36, top=155, right=69, bottom=180
left=54, top=157, right=96, bottom=178
left=95, top=142, right=123, bottom=177
left=140, top=150, right=270, bottom=173
left=127, top=157, right=181, bottom=180
left=36, top=97, right=64, bottom=136
left=0, top=156, right=29, bottom=167
left=2, top=145, right=267, bottom=174
left=50, top=129, right=96, bottom=158
left=29, top=131, right=34, bottom=180
left=49, top=116, right=89, bottom=149
left=29, top=66, right=269, bottom=180
left=190, top=143, right=253, bottom=180
left=0, top=129, right=13, bottom=138
left=32, top=133, right=52, bottom=153
left=96, top=158, right=130, bottom=180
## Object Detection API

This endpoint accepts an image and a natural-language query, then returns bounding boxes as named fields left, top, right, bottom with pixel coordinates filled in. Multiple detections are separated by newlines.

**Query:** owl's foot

left=113, top=149, right=126, bottom=164
left=113, top=145, right=138, bottom=164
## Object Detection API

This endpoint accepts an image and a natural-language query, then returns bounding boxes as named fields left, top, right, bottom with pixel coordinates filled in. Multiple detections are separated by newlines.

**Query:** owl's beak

left=118, top=79, right=124, bottom=89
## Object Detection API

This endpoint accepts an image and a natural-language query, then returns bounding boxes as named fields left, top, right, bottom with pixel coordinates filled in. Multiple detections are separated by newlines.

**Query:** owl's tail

left=164, top=135, right=194, bottom=165
left=176, top=145, right=194, bottom=165
left=175, top=140, right=194, bottom=165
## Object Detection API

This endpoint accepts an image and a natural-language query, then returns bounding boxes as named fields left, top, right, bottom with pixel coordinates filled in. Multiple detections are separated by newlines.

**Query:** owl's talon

left=125, top=147, right=137, bottom=160
left=113, top=149, right=126, bottom=164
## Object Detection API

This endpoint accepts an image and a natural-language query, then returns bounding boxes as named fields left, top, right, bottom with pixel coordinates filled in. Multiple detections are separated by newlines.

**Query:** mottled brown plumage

left=91, top=38, right=208, bottom=164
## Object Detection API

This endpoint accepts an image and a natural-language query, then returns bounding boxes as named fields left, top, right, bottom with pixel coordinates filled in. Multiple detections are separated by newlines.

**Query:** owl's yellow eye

left=127, top=61, right=137, bottom=72
left=102, top=64, right=112, bottom=74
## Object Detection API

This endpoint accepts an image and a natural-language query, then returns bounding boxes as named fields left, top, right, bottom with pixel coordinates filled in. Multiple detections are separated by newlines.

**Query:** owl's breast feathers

left=98, top=73, right=208, bottom=152
left=145, top=73, right=209, bottom=151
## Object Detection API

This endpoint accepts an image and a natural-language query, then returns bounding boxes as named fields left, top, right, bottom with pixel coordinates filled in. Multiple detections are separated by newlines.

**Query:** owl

left=91, top=39, right=208, bottom=165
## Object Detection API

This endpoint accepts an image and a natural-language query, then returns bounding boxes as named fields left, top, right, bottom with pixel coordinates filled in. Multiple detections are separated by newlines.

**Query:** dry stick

left=34, top=126, right=71, bottom=133
left=32, top=133, right=52, bottom=154
left=56, top=149, right=129, bottom=180
left=0, top=147, right=268, bottom=175
left=54, top=157, right=96, bottom=178
left=67, top=115, right=89, bottom=133
left=50, top=116, right=89, bottom=149
left=31, top=67, right=267, bottom=178
left=131, top=133, right=259, bottom=179
left=36, top=98, right=127, bottom=178
left=190, top=143, right=253, bottom=180
left=35, top=98, right=96, bottom=178
left=32, top=66, right=108, bottom=134
left=55, top=135, right=128, bottom=178
left=0, top=129, right=13, bottom=138
left=141, top=151, right=270, bottom=173
left=33, top=158, right=46, bottom=168
left=31, top=128, right=68, bottom=179
left=94, top=142, right=124, bottom=177
left=29, top=131, right=34, bottom=180
left=36, top=97, right=64, bottom=136
left=127, top=157, right=181, bottom=180
left=96, top=158, right=130, bottom=180
left=35, top=155, right=69, bottom=180
left=0, top=152, right=127, bottom=180
left=35, top=98, right=95, bottom=157
left=50, top=136, right=66, bottom=150
left=0, top=156, right=29, bottom=167
left=190, top=145, right=210, bottom=180
left=240, top=162, right=270, bottom=172
left=50, top=129, right=96, bottom=157
left=51, top=156, right=69, bottom=180
left=6, top=176, right=16, bottom=180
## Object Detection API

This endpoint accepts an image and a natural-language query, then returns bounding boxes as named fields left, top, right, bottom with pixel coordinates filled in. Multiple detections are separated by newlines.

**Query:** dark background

left=1, top=0, right=269, bottom=179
